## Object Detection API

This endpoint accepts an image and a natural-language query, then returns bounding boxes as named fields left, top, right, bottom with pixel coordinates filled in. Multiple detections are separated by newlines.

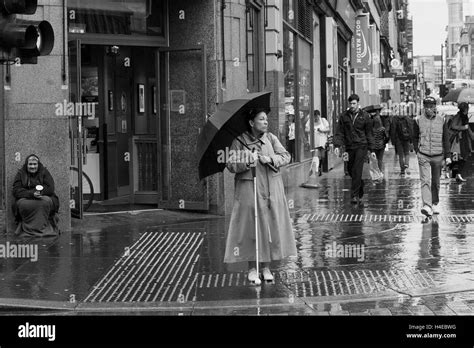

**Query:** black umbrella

left=442, top=88, right=474, bottom=103
left=196, top=91, right=276, bottom=180
left=363, top=104, right=383, bottom=113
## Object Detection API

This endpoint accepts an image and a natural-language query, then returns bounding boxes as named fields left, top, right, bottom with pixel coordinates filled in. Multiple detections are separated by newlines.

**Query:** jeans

left=395, top=141, right=410, bottom=170
left=374, top=148, right=385, bottom=172
left=347, top=147, right=367, bottom=199
left=417, top=153, right=443, bottom=207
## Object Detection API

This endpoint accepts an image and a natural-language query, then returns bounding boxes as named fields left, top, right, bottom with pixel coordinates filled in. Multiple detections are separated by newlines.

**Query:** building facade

left=1, top=0, right=407, bottom=233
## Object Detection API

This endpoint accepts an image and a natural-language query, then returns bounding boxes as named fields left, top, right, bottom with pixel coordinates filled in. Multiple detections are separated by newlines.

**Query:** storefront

left=67, top=0, right=214, bottom=216
left=282, top=0, right=314, bottom=164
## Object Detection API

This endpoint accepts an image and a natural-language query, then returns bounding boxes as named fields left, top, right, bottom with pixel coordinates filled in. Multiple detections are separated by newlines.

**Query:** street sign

left=394, top=74, right=416, bottom=81
left=390, top=59, right=401, bottom=69
left=377, top=78, right=394, bottom=90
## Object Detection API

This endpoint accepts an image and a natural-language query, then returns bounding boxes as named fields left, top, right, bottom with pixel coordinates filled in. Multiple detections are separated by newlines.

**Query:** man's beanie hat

left=423, top=96, right=437, bottom=106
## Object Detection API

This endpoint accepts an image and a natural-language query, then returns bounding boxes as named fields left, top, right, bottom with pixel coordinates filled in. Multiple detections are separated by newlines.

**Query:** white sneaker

left=432, top=204, right=440, bottom=214
left=248, top=268, right=259, bottom=282
left=421, top=205, right=433, bottom=217
left=261, top=267, right=274, bottom=281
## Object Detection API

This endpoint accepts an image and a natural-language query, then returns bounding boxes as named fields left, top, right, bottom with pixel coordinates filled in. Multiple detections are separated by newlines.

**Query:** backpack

left=397, top=116, right=411, bottom=141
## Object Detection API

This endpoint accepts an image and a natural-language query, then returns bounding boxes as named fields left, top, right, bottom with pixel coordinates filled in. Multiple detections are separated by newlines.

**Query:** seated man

left=12, top=154, right=60, bottom=237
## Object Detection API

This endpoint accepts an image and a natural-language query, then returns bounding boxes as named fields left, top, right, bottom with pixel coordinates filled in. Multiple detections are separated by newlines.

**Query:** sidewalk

left=1, top=147, right=474, bottom=315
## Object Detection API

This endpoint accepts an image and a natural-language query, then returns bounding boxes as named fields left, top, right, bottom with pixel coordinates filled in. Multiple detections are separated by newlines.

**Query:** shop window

left=68, top=0, right=164, bottom=36
left=283, top=0, right=313, bottom=163
left=298, top=40, right=312, bottom=162
left=246, top=1, right=265, bottom=93
left=297, top=0, right=312, bottom=41
left=283, top=27, right=296, bottom=162
left=282, top=0, right=296, bottom=27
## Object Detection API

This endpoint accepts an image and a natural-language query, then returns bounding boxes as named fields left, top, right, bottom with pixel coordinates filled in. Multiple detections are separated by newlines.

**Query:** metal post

left=440, top=44, right=444, bottom=85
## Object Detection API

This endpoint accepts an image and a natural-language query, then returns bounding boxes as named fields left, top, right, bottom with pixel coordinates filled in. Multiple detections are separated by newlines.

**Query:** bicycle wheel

left=70, top=166, right=94, bottom=218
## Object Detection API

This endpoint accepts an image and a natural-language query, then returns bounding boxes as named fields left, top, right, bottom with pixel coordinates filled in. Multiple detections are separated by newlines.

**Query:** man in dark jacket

left=390, top=113, right=414, bottom=176
left=334, top=94, right=375, bottom=204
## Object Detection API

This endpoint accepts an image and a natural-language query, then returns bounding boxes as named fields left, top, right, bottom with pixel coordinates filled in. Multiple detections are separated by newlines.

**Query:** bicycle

left=70, top=166, right=94, bottom=218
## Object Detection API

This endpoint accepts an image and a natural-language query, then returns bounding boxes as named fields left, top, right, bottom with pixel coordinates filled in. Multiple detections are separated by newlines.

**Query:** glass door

left=68, top=39, right=86, bottom=218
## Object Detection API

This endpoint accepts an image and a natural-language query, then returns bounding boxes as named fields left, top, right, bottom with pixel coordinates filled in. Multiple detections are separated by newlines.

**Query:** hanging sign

left=351, top=14, right=372, bottom=73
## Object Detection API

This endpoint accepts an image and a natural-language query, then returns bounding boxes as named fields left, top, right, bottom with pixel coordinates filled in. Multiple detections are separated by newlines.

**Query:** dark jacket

left=390, top=115, right=414, bottom=145
left=12, top=156, right=59, bottom=217
left=334, top=108, right=374, bottom=150
left=373, top=127, right=387, bottom=150
left=447, top=111, right=472, bottom=159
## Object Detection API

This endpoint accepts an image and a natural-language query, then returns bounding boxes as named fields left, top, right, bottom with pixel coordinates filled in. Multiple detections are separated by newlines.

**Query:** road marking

left=104, top=232, right=175, bottom=302
left=159, top=234, right=202, bottom=301
left=327, top=271, right=337, bottom=295
left=179, top=254, right=200, bottom=302
left=85, top=231, right=159, bottom=302
left=146, top=233, right=192, bottom=301
left=314, top=271, right=321, bottom=296
left=321, top=271, right=329, bottom=296
left=349, top=271, right=360, bottom=295
left=341, top=271, right=352, bottom=295
left=131, top=233, right=181, bottom=302
left=334, top=271, right=344, bottom=296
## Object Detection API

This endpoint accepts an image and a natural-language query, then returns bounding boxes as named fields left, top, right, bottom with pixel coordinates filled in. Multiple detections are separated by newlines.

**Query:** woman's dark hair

left=246, top=107, right=269, bottom=130
left=459, top=102, right=469, bottom=112
left=314, top=110, right=320, bottom=116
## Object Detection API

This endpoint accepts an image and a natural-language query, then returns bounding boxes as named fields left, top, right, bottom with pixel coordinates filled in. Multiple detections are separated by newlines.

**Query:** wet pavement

left=1, top=148, right=474, bottom=315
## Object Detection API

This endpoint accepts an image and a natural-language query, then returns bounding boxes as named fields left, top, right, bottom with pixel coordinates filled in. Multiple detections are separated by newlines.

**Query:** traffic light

left=0, top=0, right=54, bottom=65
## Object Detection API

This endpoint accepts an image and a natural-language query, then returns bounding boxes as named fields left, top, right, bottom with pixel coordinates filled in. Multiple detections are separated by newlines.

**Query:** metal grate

left=297, top=0, right=312, bottom=40
left=197, top=269, right=437, bottom=297
left=84, top=231, right=203, bottom=303
left=298, top=213, right=474, bottom=224
left=279, top=269, right=437, bottom=297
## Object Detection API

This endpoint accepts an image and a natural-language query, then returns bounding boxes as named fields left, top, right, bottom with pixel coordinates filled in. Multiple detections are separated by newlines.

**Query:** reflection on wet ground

left=1, top=149, right=474, bottom=314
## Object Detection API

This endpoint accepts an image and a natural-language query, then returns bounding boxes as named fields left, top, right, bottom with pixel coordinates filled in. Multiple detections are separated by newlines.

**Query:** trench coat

left=223, top=131, right=297, bottom=263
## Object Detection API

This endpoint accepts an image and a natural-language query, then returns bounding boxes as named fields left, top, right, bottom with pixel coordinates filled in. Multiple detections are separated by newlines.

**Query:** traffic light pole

left=0, top=65, right=5, bottom=215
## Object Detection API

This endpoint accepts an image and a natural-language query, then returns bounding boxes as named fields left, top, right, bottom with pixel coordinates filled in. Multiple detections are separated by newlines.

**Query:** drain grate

left=298, top=213, right=474, bottom=224
left=84, top=231, right=203, bottom=303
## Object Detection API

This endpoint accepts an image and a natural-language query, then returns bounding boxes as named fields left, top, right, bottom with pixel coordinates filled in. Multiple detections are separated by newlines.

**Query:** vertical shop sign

left=351, top=14, right=372, bottom=73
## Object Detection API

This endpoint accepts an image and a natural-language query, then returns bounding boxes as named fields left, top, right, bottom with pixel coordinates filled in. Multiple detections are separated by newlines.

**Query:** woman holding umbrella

left=224, top=108, right=297, bottom=283
left=448, top=102, right=473, bottom=182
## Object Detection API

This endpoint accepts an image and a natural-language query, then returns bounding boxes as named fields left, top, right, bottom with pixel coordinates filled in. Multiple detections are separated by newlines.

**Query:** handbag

left=450, top=135, right=461, bottom=154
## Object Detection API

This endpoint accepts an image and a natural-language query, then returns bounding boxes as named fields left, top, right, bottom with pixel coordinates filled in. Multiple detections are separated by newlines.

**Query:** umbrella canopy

left=442, top=88, right=474, bottom=103
left=363, top=104, right=383, bottom=113
left=196, top=91, right=271, bottom=180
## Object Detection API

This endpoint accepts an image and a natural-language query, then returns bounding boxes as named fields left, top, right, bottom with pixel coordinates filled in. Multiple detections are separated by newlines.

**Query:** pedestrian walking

left=224, top=108, right=297, bottom=283
left=413, top=97, right=452, bottom=217
left=286, top=113, right=296, bottom=162
left=364, top=105, right=388, bottom=173
left=305, top=110, right=330, bottom=178
left=334, top=94, right=375, bottom=204
left=390, top=111, right=414, bottom=176
left=447, top=102, right=473, bottom=183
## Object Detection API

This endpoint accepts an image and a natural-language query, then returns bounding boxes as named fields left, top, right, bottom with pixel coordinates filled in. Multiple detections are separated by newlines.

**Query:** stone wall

left=4, top=1, right=70, bottom=232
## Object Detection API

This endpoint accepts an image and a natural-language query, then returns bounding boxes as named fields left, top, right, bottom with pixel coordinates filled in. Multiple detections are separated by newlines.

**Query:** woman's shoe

left=261, top=268, right=274, bottom=281
left=456, top=174, right=467, bottom=183
left=248, top=268, right=259, bottom=282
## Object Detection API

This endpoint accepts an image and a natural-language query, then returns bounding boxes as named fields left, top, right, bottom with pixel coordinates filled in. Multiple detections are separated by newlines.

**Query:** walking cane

left=251, top=153, right=262, bottom=285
